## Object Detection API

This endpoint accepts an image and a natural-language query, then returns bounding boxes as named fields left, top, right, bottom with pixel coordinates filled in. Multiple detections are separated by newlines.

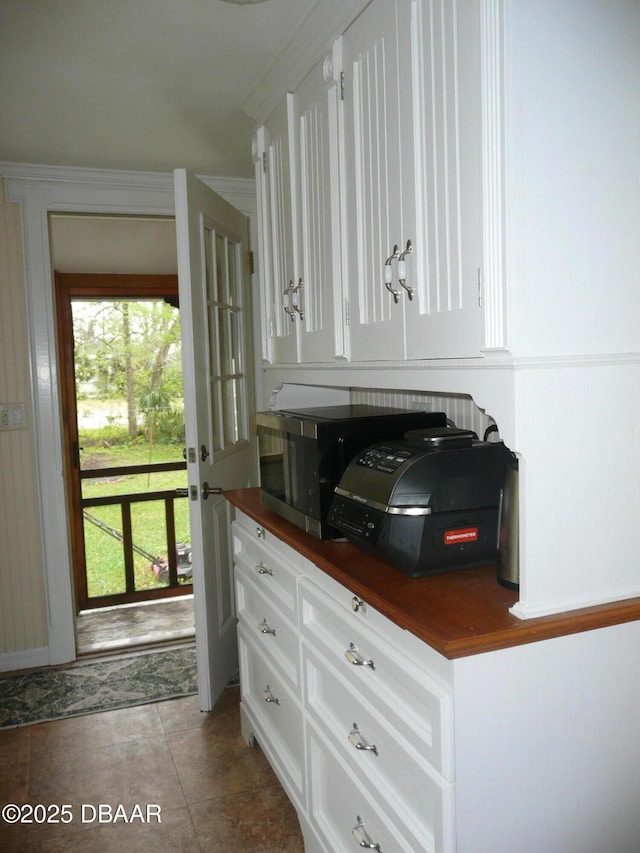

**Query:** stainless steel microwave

left=256, top=404, right=446, bottom=539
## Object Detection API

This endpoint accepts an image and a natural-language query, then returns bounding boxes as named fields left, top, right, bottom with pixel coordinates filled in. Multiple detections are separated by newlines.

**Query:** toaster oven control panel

left=356, top=445, right=415, bottom=474
left=327, top=496, right=384, bottom=544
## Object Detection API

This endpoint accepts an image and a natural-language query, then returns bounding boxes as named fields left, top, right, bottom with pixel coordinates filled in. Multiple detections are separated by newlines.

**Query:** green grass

left=80, top=442, right=191, bottom=598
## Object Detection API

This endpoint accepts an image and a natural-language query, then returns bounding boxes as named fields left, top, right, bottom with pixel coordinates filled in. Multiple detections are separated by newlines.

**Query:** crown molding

left=1, top=161, right=252, bottom=192
left=243, top=0, right=370, bottom=124
left=0, top=161, right=173, bottom=190
left=0, top=162, right=255, bottom=213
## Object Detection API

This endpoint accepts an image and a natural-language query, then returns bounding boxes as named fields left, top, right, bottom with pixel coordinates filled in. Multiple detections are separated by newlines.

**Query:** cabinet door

left=342, top=0, right=406, bottom=361
left=291, top=53, right=346, bottom=363
left=259, top=97, right=299, bottom=363
left=342, top=0, right=484, bottom=362
left=400, top=0, right=483, bottom=359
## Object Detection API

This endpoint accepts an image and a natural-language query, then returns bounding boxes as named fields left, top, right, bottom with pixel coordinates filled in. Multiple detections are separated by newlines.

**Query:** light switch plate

left=0, top=403, right=26, bottom=431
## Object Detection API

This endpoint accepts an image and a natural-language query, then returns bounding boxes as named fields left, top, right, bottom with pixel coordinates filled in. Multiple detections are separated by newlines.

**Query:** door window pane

left=201, top=219, right=248, bottom=453
left=222, top=377, right=243, bottom=446
left=216, top=233, right=229, bottom=304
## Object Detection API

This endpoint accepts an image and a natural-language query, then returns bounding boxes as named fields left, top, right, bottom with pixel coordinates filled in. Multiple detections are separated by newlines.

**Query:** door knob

left=201, top=481, right=223, bottom=500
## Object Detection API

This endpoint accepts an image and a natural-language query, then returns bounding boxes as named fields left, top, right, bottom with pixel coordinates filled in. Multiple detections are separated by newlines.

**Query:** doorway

left=8, top=167, right=258, bottom=672
left=51, top=215, right=195, bottom=655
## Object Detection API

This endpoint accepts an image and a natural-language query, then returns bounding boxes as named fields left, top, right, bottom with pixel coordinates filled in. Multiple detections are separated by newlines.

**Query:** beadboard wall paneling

left=350, top=387, right=495, bottom=439
left=0, top=180, right=48, bottom=655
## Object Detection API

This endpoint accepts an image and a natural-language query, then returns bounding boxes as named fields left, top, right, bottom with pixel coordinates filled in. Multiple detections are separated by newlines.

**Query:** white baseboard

left=0, top=646, right=49, bottom=674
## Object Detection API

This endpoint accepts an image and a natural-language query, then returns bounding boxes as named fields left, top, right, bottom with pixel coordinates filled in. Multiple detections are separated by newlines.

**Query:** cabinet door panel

left=401, top=0, right=483, bottom=358
left=262, top=97, right=299, bottom=363
left=342, top=0, right=484, bottom=362
left=342, top=0, right=405, bottom=360
left=294, top=59, right=345, bottom=361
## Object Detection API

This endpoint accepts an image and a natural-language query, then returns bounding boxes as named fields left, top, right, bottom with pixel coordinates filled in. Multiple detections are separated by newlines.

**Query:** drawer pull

left=256, top=525, right=266, bottom=539
left=261, top=685, right=280, bottom=705
left=348, top=723, right=378, bottom=756
left=345, top=642, right=376, bottom=671
left=351, top=596, right=366, bottom=614
left=258, top=618, right=277, bottom=636
left=352, top=815, right=382, bottom=851
left=255, top=561, right=273, bottom=576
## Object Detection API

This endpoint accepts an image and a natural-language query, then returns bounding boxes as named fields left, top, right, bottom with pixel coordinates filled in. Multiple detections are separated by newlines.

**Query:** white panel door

left=400, top=0, right=484, bottom=359
left=342, top=0, right=405, bottom=361
left=292, top=53, right=346, bottom=362
left=174, top=169, right=256, bottom=711
left=261, top=97, right=299, bottom=363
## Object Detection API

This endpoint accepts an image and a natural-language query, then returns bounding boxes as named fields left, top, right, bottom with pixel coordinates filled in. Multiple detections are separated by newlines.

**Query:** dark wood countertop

left=225, top=488, right=640, bottom=659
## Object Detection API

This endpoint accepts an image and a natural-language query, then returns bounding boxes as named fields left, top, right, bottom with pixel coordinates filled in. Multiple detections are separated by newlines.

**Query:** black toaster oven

left=328, top=427, right=515, bottom=575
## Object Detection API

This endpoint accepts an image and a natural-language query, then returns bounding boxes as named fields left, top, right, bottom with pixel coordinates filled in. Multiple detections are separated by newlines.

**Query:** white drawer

left=235, top=560, right=300, bottom=692
left=307, top=723, right=429, bottom=853
left=304, top=642, right=454, bottom=851
left=303, top=563, right=454, bottom=689
left=237, top=624, right=305, bottom=803
left=232, top=519, right=301, bottom=620
left=299, top=577, right=454, bottom=779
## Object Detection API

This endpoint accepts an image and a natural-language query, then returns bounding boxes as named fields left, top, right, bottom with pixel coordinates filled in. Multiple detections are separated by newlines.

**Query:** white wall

left=504, top=0, right=640, bottom=358
left=0, top=180, right=48, bottom=663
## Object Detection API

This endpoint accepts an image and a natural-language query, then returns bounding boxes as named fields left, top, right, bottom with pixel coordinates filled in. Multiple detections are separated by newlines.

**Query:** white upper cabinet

left=256, top=0, right=485, bottom=365
left=255, top=50, right=345, bottom=364
left=293, top=52, right=346, bottom=362
left=255, top=97, right=297, bottom=363
left=342, top=0, right=484, bottom=361
left=341, top=0, right=404, bottom=361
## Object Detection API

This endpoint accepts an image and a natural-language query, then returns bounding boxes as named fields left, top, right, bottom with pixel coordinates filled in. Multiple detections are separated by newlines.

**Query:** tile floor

left=0, top=686, right=305, bottom=852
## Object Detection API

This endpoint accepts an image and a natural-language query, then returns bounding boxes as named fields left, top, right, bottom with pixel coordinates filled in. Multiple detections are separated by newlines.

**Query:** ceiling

left=0, top=0, right=318, bottom=180
left=2, top=0, right=367, bottom=274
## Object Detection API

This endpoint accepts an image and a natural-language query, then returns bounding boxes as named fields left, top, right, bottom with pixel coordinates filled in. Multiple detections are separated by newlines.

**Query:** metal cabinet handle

left=348, top=723, right=378, bottom=756
left=283, top=280, right=296, bottom=321
left=345, top=642, right=376, bottom=670
left=352, top=815, right=382, bottom=851
left=383, top=244, right=400, bottom=304
left=255, top=561, right=273, bottom=576
left=292, top=277, right=304, bottom=320
left=351, top=596, right=366, bottom=614
left=261, top=685, right=280, bottom=705
left=256, top=526, right=265, bottom=539
left=258, top=617, right=277, bottom=636
left=397, top=239, right=414, bottom=300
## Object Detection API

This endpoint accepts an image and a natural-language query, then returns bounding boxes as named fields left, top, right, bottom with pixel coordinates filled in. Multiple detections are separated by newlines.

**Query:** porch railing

left=80, top=461, right=190, bottom=597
